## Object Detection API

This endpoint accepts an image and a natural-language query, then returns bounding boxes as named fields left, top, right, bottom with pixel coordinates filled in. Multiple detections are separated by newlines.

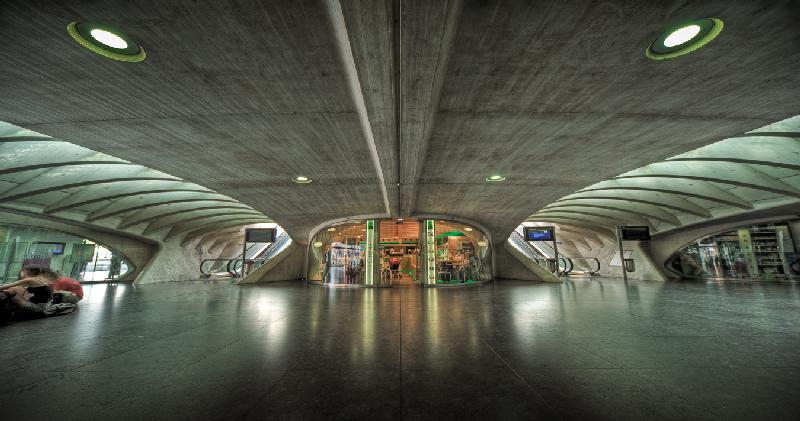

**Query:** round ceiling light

left=67, top=22, right=145, bottom=62
left=293, top=176, right=312, bottom=184
left=646, top=18, right=723, bottom=61
left=485, top=175, right=506, bottom=182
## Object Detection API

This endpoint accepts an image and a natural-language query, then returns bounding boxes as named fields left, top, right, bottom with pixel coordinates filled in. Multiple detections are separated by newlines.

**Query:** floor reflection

left=4, top=278, right=799, bottom=421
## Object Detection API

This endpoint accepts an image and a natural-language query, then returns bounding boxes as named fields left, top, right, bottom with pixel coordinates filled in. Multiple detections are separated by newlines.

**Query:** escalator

left=508, top=228, right=601, bottom=276
left=200, top=232, right=291, bottom=278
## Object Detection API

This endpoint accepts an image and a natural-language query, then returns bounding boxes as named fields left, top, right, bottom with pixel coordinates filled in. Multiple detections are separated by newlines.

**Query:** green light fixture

left=646, top=18, right=723, bottom=60
left=485, top=175, right=506, bottom=182
left=67, top=22, right=146, bottom=62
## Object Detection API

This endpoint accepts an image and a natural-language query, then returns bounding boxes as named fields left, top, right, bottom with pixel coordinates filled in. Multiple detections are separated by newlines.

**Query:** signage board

left=245, top=228, right=276, bottom=243
left=620, top=226, right=651, bottom=241
left=524, top=226, right=555, bottom=242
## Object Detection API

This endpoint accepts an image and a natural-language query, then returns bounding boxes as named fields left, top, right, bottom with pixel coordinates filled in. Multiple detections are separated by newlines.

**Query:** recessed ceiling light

left=464, top=227, right=473, bottom=232
left=327, top=227, right=336, bottom=232
left=293, top=176, right=312, bottom=184
left=663, top=25, right=701, bottom=47
left=67, top=22, right=145, bottom=62
left=313, top=241, right=323, bottom=248
left=485, top=175, right=506, bottom=182
left=646, top=18, right=723, bottom=61
left=90, top=29, right=128, bottom=49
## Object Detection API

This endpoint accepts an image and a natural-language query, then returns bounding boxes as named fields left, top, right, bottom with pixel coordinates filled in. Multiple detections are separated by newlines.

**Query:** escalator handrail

left=563, top=256, right=601, bottom=274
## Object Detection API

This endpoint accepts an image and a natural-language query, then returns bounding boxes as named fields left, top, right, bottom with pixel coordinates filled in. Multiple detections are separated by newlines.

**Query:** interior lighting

left=67, top=22, right=146, bottom=62
left=327, top=227, right=336, bottom=232
left=646, top=18, right=723, bottom=60
left=477, top=240, right=488, bottom=247
left=663, top=25, right=701, bottom=47
left=90, top=29, right=127, bottom=49
left=485, top=175, right=506, bottom=182
left=464, top=227, right=473, bottom=232
left=293, top=176, right=312, bottom=184
left=313, top=241, right=323, bottom=248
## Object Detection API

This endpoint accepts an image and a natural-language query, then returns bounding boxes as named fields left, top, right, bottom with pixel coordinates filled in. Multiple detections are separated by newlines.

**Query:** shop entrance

left=379, top=219, right=420, bottom=286
left=307, top=218, right=493, bottom=287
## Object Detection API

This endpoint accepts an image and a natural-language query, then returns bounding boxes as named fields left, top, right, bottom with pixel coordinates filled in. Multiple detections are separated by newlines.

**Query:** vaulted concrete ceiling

left=0, top=121, right=272, bottom=243
left=529, top=116, right=800, bottom=236
left=0, top=1, right=798, bottom=243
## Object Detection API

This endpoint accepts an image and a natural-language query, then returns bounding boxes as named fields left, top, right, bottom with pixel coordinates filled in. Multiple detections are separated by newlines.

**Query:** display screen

left=37, top=242, right=66, bottom=255
left=245, top=228, right=276, bottom=243
left=524, top=226, right=555, bottom=242
left=621, top=226, right=651, bottom=241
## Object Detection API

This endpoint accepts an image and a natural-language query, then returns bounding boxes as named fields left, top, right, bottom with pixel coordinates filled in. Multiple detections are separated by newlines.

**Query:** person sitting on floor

left=0, top=265, right=57, bottom=318
left=51, top=275, right=84, bottom=303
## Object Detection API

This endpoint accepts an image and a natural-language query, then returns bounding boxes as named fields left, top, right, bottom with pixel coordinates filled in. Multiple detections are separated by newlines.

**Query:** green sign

left=425, top=220, right=436, bottom=284
left=365, top=220, right=375, bottom=285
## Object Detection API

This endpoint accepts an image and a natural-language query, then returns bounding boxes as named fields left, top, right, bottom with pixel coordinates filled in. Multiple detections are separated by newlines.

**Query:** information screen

left=37, top=242, right=66, bottom=255
left=245, top=228, right=276, bottom=243
left=620, top=226, right=651, bottom=241
left=524, top=226, right=555, bottom=242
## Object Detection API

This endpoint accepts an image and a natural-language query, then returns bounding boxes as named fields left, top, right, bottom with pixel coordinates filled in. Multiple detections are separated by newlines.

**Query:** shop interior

left=669, top=222, right=800, bottom=281
left=308, top=219, right=492, bottom=287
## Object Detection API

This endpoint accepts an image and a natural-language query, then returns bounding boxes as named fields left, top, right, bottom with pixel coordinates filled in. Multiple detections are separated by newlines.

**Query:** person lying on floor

left=0, top=265, right=57, bottom=318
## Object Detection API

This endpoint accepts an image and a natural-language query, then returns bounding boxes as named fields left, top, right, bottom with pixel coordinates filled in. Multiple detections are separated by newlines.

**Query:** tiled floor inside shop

left=2, top=278, right=800, bottom=421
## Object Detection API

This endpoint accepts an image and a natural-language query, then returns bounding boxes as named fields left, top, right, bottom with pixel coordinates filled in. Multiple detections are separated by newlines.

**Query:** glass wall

left=308, top=219, right=492, bottom=287
left=0, top=224, right=132, bottom=283
left=668, top=222, right=799, bottom=281
left=425, top=220, right=492, bottom=285
left=307, top=222, right=368, bottom=285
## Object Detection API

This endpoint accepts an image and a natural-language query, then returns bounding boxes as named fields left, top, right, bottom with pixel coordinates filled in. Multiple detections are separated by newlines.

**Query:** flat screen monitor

left=37, top=242, right=66, bottom=255
left=620, top=226, right=651, bottom=241
left=524, top=226, right=555, bottom=242
left=245, top=228, right=276, bottom=243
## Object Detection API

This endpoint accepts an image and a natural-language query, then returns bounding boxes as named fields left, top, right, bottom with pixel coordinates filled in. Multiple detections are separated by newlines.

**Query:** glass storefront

left=667, top=222, right=800, bottom=281
left=0, top=224, right=132, bottom=283
left=307, top=219, right=492, bottom=287
left=426, top=220, right=492, bottom=285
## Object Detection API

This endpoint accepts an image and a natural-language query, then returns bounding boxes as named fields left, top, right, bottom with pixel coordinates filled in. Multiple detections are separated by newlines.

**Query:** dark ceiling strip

left=666, top=157, right=800, bottom=171
left=45, top=189, right=214, bottom=214
left=117, top=205, right=256, bottom=229
left=145, top=211, right=264, bottom=234
left=578, top=187, right=753, bottom=209
left=0, top=161, right=134, bottom=175
left=615, top=174, right=800, bottom=198
left=556, top=195, right=711, bottom=218
left=87, top=198, right=238, bottom=222
left=543, top=203, right=677, bottom=225
left=0, top=177, right=179, bottom=202
left=0, top=137, right=61, bottom=143
left=731, top=132, right=800, bottom=139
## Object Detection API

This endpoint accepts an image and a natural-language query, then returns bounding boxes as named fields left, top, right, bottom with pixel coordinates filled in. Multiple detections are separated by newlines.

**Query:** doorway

left=379, top=219, right=419, bottom=286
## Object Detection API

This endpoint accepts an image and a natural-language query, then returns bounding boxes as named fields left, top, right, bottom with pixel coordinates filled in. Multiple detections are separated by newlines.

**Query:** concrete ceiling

left=1, top=1, right=798, bottom=243
left=528, top=115, right=800, bottom=238
left=0, top=121, right=272, bottom=243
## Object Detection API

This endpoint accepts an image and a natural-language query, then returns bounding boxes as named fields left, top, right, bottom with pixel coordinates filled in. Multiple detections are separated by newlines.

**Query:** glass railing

left=200, top=232, right=292, bottom=278
left=508, top=230, right=601, bottom=275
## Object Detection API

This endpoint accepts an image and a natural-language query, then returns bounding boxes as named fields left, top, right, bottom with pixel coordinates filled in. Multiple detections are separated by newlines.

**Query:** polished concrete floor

left=2, top=278, right=800, bottom=421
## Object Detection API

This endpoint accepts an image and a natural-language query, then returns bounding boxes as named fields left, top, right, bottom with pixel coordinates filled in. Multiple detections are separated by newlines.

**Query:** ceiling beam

left=116, top=205, right=257, bottom=230
left=44, top=189, right=213, bottom=214
left=86, top=198, right=239, bottom=222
